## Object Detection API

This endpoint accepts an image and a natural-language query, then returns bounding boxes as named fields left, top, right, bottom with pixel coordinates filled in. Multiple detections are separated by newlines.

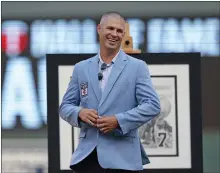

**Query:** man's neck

left=100, top=48, right=120, bottom=64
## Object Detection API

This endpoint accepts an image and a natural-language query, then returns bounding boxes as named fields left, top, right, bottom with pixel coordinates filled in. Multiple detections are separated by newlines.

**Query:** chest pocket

left=113, top=79, right=130, bottom=88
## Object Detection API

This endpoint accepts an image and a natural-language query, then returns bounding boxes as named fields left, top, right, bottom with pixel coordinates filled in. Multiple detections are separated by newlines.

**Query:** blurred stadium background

left=1, top=1, right=220, bottom=173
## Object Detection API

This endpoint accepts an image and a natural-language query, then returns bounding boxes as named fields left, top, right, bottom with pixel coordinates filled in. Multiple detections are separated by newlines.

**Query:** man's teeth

left=108, top=39, right=116, bottom=42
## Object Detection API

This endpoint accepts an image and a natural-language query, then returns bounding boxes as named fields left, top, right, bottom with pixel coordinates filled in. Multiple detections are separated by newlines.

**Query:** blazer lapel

left=99, top=50, right=128, bottom=107
left=88, top=55, right=102, bottom=102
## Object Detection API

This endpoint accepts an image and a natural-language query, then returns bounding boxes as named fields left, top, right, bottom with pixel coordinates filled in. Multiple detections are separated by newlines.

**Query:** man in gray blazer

left=59, top=11, right=161, bottom=173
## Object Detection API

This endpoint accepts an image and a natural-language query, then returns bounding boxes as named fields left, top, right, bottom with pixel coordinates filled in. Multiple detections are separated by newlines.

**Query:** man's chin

left=105, top=44, right=118, bottom=50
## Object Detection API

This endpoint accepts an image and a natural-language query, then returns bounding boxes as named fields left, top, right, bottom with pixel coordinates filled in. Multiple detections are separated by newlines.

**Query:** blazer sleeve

left=115, top=60, right=161, bottom=135
left=59, top=64, right=82, bottom=128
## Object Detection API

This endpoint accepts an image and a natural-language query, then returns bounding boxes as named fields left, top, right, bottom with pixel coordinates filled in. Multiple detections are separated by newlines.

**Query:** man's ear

left=97, top=24, right=101, bottom=34
left=122, top=31, right=126, bottom=37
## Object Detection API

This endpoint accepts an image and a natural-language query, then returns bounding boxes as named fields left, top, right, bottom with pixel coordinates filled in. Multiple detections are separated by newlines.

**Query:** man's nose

left=111, top=30, right=117, bottom=37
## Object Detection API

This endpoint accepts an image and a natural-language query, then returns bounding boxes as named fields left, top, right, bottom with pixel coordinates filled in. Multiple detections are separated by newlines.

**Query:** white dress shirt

left=98, top=50, right=120, bottom=93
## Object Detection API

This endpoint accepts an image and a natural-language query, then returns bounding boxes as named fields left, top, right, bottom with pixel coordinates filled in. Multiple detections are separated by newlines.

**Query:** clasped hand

left=79, top=108, right=119, bottom=133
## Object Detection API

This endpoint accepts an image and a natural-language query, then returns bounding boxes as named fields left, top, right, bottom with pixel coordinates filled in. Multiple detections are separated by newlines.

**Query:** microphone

left=101, top=63, right=107, bottom=70
left=98, top=72, right=103, bottom=81
left=98, top=63, right=107, bottom=81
